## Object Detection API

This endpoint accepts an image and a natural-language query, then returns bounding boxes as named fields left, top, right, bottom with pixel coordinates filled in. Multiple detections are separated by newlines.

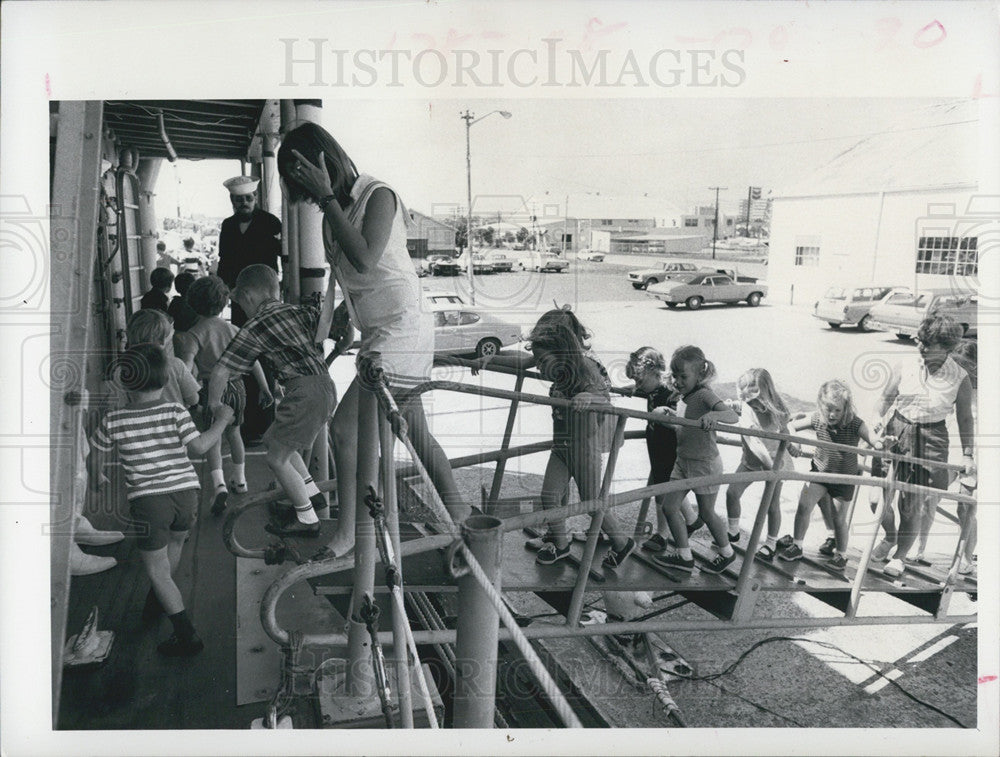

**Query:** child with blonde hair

left=112, top=308, right=200, bottom=410
left=724, top=368, right=799, bottom=560
left=779, top=379, right=876, bottom=570
left=652, top=346, right=740, bottom=574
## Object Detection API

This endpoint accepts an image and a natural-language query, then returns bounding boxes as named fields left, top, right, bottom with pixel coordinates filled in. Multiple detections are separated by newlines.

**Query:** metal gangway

left=223, top=358, right=977, bottom=728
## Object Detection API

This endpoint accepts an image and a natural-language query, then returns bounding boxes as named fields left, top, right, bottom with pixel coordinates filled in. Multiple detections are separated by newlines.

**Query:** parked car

left=424, top=255, right=461, bottom=277
left=487, top=252, right=514, bottom=272
left=627, top=261, right=708, bottom=289
left=471, top=254, right=495, bottom=274
left=578, top=249, right=606, bottom=262
left=646, top=272, right=768, bottom=309
left=868, top=287, right=978, bottom=339
left=431, top=305, right=522, bottom=358
left=422, top=289, right=465, bottom=307
left=812, top=285, right=910, bottom=331
left=534, top=253, right=569, bottom=273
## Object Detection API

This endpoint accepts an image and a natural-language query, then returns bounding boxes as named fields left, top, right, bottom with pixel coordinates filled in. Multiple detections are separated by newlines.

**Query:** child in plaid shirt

left=208, top=265, right=337, bottom=536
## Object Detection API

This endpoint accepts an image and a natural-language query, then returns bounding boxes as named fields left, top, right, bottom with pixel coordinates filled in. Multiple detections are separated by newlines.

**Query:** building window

left=915, top=236, right=978, bottom=276
left=794, top=246, right=820, bottom=266
left=684, top=218, right=698, bottom=227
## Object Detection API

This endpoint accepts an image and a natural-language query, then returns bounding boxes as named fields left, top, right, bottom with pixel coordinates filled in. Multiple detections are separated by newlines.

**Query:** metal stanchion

left=451, top=515, right=503, bottom=728
left=347, top=386, right=378, bottom=697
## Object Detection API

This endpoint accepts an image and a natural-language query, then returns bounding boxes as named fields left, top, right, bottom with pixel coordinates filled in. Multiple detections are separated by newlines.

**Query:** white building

left=768, top=101, right=983, bottom=306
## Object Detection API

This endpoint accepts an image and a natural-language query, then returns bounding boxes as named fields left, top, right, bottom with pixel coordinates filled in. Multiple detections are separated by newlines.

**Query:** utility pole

left=745, top=186, right=752, bottom=237
left=562, top=194, right=569, bottom=254
left=709, top=186, right=726, bottom=260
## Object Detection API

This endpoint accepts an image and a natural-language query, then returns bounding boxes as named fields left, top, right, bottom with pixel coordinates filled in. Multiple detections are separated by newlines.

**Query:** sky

left=158, top=97, right=953, bottom=224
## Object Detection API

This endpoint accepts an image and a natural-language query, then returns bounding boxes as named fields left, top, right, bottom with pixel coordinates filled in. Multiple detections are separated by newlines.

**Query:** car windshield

left=823, top=287, right=847, bottom=300
left=884, top=292, right=916, bottom=305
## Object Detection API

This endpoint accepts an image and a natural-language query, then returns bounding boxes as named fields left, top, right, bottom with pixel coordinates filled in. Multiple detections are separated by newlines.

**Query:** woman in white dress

left=278, top=122, right=470, bottom=556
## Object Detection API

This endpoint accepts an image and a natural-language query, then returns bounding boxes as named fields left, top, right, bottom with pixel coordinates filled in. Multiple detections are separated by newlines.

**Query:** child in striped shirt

left=89, top=344, right=233, bottom=657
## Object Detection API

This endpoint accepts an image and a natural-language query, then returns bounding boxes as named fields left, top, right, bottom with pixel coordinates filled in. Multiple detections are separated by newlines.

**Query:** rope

left=366, top=487, right=439, bottom=728
left=455, top=541, right=584, bottom=728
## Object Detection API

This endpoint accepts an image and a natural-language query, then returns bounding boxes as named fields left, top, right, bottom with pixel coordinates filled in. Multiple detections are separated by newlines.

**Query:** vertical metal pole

left=486, top=373, right=524, bottom=509
left=279, top=100, right=300, bottom=303
left=453, top=515, right=503, bottom=728
left=566, top=415, right=628, bottom=627
left=347, top=387, right=378, bottom=697
left=294, top=100, right=326, bottom=302
left=464, top=111, right=477, bottom=305
left=848, top=465, right=896, bottom=618
left=380, top=410, right=413, bottom=727
left=734, top=442, right=787, bottom=600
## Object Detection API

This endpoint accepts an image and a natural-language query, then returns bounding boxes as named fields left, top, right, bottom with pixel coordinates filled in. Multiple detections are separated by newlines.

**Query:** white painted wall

left=768, top=188, right=979, bottom=306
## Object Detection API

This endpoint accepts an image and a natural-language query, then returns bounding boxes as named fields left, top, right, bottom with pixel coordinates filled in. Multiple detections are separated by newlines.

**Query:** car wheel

left=632, top=283, right=643, bottom=289
left=960, top=323, right=969, bottom=335
left=476, top=338, right=502, bottom=359
left=665, top=302, right=677, bottom=309
left=686, top=296, right=703, bottom=310
left=747, top=292, right=762, bottom=307
left=857, top=315, right=873, bottom=332
left=642, top=278, right=658, bottom=290
left=828, top=322, right=841, bottom=329
left=896, top=333, right=912, bottom=341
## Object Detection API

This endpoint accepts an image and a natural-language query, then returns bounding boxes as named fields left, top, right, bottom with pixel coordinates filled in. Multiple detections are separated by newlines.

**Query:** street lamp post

left=461, top=109, right=512, bottom=305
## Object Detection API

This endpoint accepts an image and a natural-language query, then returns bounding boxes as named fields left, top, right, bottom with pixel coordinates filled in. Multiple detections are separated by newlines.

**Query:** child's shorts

left=810, top=461, right=855, bottom=501
left=265, top=374, right=337, bottom=451
left=646, top=426, right=678, bottom=485
left=199, top=379, right=246, bottom=428
left=671, top=455, right=725, bottom=495
left=129, top=488, right=199, bottom=551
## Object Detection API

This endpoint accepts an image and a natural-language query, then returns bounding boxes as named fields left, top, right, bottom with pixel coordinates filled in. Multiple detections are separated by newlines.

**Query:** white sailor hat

left=223, top=176, right=259, bottom=196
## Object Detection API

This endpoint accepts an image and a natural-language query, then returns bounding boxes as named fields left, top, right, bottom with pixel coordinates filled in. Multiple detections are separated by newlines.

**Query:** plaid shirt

left=218, top=299, right=327, bottom=381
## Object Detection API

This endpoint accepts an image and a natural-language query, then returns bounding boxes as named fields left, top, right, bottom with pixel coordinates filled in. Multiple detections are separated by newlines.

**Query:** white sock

left=728, top=518, right=740, bottom=532
left=826, top=529, right=835, bottom=539
left=302, top=476, right=320, bottom=498
left=793, top=538, right=803, bottom=548
left=765, top=535, right=777, bottom=549
left=679, top=547, right=693, bottom=560
left=295, top=505, right=319, bottom=525
left=719, top=544, right=734, bottom=558
left=232, top=463, right=245, bottom=484
left=211, top=468, right=226, bottom=488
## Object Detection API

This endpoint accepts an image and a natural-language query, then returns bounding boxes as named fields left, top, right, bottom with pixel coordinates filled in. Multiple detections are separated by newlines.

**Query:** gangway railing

left=238, top=360, right=975, bottom=727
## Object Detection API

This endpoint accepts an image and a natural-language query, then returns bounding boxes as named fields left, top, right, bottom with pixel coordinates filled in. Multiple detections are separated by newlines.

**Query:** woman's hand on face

left=290, top=149, right=334, bottom=202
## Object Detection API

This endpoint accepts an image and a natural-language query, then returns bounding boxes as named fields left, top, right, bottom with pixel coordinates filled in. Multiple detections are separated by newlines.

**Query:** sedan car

left=578, top=249, right=606, bottom=262
left=627, top=261, right=708, bottom=289
left=812, top=285, right=909, bottom=331
left=424, top=255, right=462, bottom=277
left=646, top=272, right=767, bottom=309
left=868, top=288, right=978, bottom=339
left=471, top=254, right=495, bottom=274
left=431, top=306, right=522, bottom=358
left=487, top=252, right=515, bottom=272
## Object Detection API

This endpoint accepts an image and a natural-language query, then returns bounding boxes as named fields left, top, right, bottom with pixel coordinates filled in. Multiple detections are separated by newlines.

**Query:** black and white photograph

left=1, top=1, right=998, bottom=755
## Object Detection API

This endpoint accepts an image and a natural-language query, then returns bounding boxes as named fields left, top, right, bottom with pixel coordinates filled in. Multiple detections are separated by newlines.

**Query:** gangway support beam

left=453, top=515, right=504, bottom=728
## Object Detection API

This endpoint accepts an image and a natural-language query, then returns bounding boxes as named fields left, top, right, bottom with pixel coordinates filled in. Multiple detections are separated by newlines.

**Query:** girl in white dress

left=279, top=123, right=470, bottom=556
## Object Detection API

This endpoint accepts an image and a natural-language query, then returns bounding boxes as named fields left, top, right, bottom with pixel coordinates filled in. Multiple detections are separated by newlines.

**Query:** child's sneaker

left=703, top=551, right=737, bottom=574
left=776, top=534, right=794, bottom=550
left=229, top=480, right=248, bottom=495
left=827, top=554, right=848, bottom=571
left=778, top=543, right=803, bottom=562
left=871, top=540, right=895, bottom=562
left=641, top=533, right=668, bottom=553
left=535, top=542, right=571, bottom=565
left=883, top=558, right=905, bottom=578
left=818, top=537, right=837, bottom=556
left=157, top=632, right=204, bottom=657
left=211, top=485, right=228, bottom=516
left=686, top=516, right=705, bottom=537
left=728, top=531, right=741, bottom=544
left=958, top=559, right=976, bottom=576
left=651, top=551, right=695, bottom=572
left=602, top=538, right=636, bottom=570
left=525, top=532, right=556, bottom=551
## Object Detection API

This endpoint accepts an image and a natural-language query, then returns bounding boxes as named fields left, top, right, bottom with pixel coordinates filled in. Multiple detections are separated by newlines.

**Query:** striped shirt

left=810, top=412, right=864, bottom=475
left=92, top=400, right=200, bottom=500
left=217, top=299, right=327, bottom=382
